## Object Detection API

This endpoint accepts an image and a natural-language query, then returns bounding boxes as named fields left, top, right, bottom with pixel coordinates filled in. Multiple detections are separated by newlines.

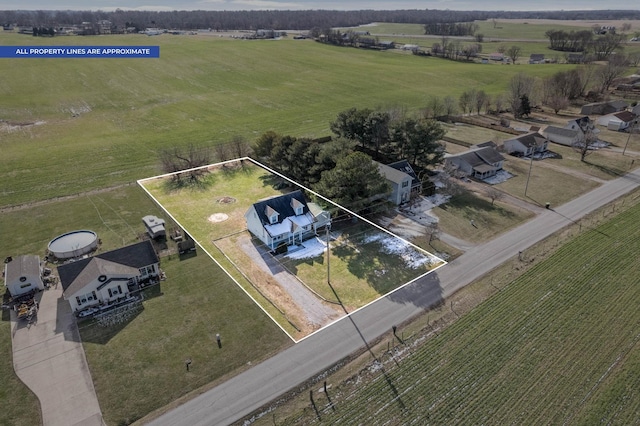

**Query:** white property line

left=137, top=157, right=447, bottom=343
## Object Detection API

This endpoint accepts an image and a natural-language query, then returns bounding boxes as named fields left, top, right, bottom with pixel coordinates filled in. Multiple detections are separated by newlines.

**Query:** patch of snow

left=424, top=193, right=451, bottom=209
left=483, top=170, right=514, bottom=185
left=362, top=232, right=435, bottom=269
left=285, top=237, right=327, bottom=260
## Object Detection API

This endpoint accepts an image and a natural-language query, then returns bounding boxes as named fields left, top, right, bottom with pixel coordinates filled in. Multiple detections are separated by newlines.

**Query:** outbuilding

left=4, top=255, right=45, bottom=297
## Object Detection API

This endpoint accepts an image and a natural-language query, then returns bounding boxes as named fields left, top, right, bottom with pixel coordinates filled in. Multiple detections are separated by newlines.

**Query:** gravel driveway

left=237, top=235, right=342, bottom=328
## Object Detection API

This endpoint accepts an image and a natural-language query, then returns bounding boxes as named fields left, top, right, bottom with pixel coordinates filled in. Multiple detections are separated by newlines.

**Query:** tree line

left=424, top=22, right=478, bottom=36
left=545, top=29, right=626, bottom=60
left=2, top=9, right=640, bottom=32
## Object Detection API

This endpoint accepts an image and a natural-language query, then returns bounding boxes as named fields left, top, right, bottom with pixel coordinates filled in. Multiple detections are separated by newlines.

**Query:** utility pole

left=326, top=225, right=331, bottom=287
left=524, top=151, right=534, bottom=197
left=623, top=118, right=638, bottom=156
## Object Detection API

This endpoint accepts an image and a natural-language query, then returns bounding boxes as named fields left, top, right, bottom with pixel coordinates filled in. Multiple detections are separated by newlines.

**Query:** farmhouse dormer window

left=265, top=206, right=279, bottom=224
left=291, top=198, right=304, bottom=215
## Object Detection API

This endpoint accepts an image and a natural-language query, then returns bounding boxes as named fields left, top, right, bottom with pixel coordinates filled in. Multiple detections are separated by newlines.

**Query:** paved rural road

left=149, top=169, right=640, bottom=426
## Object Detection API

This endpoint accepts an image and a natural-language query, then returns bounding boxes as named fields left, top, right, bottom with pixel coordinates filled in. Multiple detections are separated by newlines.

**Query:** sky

left=2, top=1, right=637, bottom=12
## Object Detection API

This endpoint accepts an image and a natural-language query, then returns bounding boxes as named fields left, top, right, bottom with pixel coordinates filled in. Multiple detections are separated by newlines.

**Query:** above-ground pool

left=48, top=230, right=99, bottom=259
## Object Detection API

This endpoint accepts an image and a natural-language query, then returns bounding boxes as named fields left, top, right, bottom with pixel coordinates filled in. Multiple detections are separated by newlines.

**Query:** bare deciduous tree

left=159, top=144, right=211, bottom=183
left=230, top=135, right=251, bottom=158
left=214, top=143, right=230, bottom=162
left=572, top=118, right=599, bottom=162
left=546, top=94, right=570, bottom=114
left=486, top=187, right=505, bottom=205
left=443, top=95, right=458, bottom=117
left=475, top=90, right=489, bottom=115
left=508, top=72, right=536, bottom=117
left=439, top=165, right=465, bottom=196
left=506, top=45, right=522, bottom=64
left=597, top=54, right=629, bottom=93
left=426, top=95, right=445, bottom=119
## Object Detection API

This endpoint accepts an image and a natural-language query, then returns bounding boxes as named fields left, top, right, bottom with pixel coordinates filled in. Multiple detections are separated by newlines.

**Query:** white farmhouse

left=245, top=190, right=330, bottom=252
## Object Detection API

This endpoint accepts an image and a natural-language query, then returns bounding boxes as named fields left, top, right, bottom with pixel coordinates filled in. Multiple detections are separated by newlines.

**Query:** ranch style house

left=57, top=240, right=160, bottom=313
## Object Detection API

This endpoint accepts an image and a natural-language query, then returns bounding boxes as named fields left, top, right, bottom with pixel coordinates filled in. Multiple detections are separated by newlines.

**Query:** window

left=295, top=206, right=303, bottom=215
left=269, top=213, right=278, bottom=224
left=402, top=180, right=409, bottom=188
left=139, top=265, right=156, bottom=276
left=20, top=283, right=32, bottom=289
left=76, top=291, right=97, bottom=306
left=108, top=285, right=123, bottom=298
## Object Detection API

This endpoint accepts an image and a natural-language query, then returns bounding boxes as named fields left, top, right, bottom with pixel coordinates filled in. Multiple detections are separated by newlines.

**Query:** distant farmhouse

left=503, top=133, right=549, bottom=157
left=580, top=100, right=629, bottom=116
left=529, top=54, right=545, bottom=64
left=541, top=126, right=582, bottom=147
left=596, top=111, right=637, bottom=131
left=57, top=240, right=160, bottom=313
left=444, top=145, right=505, bottom=179
left=245, top=190, right=331, bottom=252
left=376, top=162, right=413, bottom=205
left=386, top=160, right=422, bottom=196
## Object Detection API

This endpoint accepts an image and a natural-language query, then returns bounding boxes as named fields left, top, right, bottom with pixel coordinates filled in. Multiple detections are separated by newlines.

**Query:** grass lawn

left=269, top=187, right=640, bottom=425
left=0, top=32, right=569, bottom=208
left=141, top=160, right=443, bottom=335
left=495, top=157, right=600, bottom=207
left=139, top=162, right=304, bottom=337
left=444, top=121, right=516, bottom=145
left=432, top=190, right=534, bottom=243
left=546, top=143, right=639, bottom=180
left=80, top=254, right=290, bottom=426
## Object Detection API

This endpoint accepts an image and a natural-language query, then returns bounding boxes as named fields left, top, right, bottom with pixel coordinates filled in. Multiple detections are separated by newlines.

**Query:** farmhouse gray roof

left=508, top=132, right=547, bottom=148
left=251, top=190, right=309, bottom=227
left=446, top=146, right=504, bottom=168
left=473, top=146, right=505, bottom=164
left=386, top=160, right=420, bottom=188
left=544, top=126, right=579, bottom=138
left=377, top=162, right=410, bottom=184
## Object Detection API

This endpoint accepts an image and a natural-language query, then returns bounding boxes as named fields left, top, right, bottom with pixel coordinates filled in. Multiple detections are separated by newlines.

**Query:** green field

left=0, top=32, right=568, bottom=208
left=274, top=196, right=640, bottom=425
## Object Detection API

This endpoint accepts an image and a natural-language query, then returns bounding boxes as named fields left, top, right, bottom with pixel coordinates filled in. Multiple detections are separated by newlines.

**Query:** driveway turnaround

left=149, top=169, right=639, bottom=426
left=11, top=284, right=104, bottom=426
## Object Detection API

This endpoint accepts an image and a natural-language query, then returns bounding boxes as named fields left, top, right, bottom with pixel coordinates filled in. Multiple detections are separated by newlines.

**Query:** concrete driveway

left=11, top=283, right=104, bottom=426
